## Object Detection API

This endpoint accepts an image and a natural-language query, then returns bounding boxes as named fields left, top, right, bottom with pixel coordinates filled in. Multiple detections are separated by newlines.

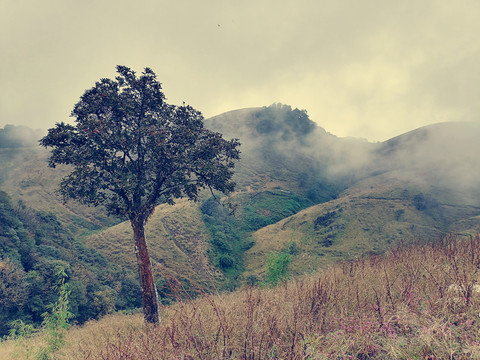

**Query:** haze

left=1, top=0, right=479, bottom=141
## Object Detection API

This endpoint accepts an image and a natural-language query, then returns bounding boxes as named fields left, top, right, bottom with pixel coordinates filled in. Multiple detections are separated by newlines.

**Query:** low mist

left=0, top=124, right=45, bottom=148
left=206, top=104, right=480, bottom=205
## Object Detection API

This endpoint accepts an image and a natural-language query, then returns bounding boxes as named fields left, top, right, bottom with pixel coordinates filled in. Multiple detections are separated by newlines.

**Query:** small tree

left=40, top=66, right=240, bottom=324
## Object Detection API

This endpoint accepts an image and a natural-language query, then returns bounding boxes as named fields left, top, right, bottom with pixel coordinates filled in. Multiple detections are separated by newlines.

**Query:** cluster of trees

left=200, top=197, right=254, bottom=290
left=0, top=191, right=142, bottom=336
left=253, top=103, right=316, bottom=140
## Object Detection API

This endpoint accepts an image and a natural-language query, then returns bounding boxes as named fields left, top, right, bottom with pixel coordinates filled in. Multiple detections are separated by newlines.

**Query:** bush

left=245, top=275, right=258, bottom=286
left=217, top=254, right=235, bottom=269
left=314, top=211, right=338, bottom=229
left=283, top=241, right=299, bottom=255
left=266, top=252, right=291, bottom=286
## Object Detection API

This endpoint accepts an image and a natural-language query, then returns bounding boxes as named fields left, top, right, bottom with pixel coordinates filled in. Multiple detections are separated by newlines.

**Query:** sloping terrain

left=0, top=147, right=118, bottom=235
left=2, top=108, right=480, bottom=333
left=242, top=121, right=480, bottom=278
left=244, top=176, right=480, bottom=279
left=84, top=199, right=222, bottom=295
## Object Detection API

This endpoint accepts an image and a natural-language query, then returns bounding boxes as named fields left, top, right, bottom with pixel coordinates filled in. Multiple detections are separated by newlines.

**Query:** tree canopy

left=40, top=65, right=241, bottom=323
left=41, top=65, right=240, bottom=225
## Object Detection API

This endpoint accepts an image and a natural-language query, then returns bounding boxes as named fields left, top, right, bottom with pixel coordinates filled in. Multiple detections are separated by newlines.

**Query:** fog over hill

left=206, top=105, right=480, bottom=197
left=373, top=122, right=480, bottom=200
left=205, top=105, right=480, bottom=278
left=0, top=125, right=44, bottom=148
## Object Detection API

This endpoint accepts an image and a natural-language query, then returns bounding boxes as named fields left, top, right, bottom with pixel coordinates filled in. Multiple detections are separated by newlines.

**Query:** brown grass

left=5, top=234, right=480, bottom=359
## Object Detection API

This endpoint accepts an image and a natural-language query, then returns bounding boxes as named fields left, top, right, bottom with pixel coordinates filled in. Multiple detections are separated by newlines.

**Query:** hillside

left=243, top=121, right=480, bottom=278
left=0, top=146, right=118, bottom=234
left=4, top=234, right=480, bottom=359
left=1, top=109, right=480, bottom=335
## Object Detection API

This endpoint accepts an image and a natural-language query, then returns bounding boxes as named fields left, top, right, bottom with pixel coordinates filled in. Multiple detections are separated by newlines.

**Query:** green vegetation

left=36, top=269, right=72, bottom=360
left=7, top=269, right=73, bottom=360
left=4, top=234, right=480, bottom=359
left=0, top=191, right=141, bottom=336
left=265, top=252, right=291, bottom=286
left=241, top=190, right=312, bottom=232
left=200, top=197, right=253, bottom=290
left=201, top=190, right=314, bottom=289
left=253, top=103, right=315, bottom=141
left=3, top=104, right=480, bottom=357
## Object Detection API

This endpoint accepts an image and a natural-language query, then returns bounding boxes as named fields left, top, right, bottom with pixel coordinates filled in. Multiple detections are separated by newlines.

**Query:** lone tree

left=40, top=66, right=240, bottom=324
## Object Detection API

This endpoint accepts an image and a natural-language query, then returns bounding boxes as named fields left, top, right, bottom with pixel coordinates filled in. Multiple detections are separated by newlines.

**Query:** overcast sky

left=1, top=0, right=479, bottom=141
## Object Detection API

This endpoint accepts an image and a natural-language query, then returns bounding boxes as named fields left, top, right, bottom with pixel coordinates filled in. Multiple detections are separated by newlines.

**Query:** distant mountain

left=0, top=124, right=44, bottom=148
left=1, top=105, right=480, bottom=334
left=242, top=120, right=480, bottom=279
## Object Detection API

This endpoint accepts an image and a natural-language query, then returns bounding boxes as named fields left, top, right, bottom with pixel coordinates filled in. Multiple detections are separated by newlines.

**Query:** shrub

left=283, top=241, right=299, bottom=255
left=266, top=252, right=291, bottom=286
left=394, top=209, right=405, bottom=221
left=217, top=254, right=235, bottom=269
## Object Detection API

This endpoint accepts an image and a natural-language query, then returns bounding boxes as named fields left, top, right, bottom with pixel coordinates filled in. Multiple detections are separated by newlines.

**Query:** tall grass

left=7, top=234, right=480, bottom=359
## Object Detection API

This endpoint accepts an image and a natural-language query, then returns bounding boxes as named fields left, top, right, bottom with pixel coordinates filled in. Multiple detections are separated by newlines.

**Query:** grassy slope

left=4, top=234, right=480, bottom=359
left=244, top=173, right=480, bottom=280
left=0, top=147, right=118, bottom=234
left=84, top=199, right=222, bottom=291
left=3, top=113, right=480, bottom=328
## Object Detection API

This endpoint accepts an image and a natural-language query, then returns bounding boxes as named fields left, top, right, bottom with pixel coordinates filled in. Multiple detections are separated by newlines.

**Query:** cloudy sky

left=1, top=0, right=479, bottom=141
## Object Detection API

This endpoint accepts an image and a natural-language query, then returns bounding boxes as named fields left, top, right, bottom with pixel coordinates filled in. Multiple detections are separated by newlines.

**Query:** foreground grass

left=4, top=234, right=480, bottom=359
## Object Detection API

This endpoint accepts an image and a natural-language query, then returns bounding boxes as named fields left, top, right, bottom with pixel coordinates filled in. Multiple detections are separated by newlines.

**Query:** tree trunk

left=132, top=220, right=160, bottom=324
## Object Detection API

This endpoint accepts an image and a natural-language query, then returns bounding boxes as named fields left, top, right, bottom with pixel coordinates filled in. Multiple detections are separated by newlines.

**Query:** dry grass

left=5, top=234, right=480, bottom=359
left=0, top=340, right=17, bottom=359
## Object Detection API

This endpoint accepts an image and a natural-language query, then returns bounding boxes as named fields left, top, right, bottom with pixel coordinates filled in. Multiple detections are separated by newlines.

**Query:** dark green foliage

left=412, top=192, right=446, bottom=227
left=217, top=254, right=234, bottom=269
left=0, top=258, right=28, bottom=335
left=0, top=191, right=141, bottom=336
left=394, top=209, right=405, bottom=221
left=283, top=241, right=299, bottom=255
left=115, top=276, right=142, bottom=310
left=413, top=193, right=438, bottom=211
left=40, top=66, right=240, bottom=223
left=241, top=191, right=312, bottom=232
left=305, top=182, right=339, bottom=203
left=254, top=103, right=315, bottom=141
left=211, top=237, right=233, bottom=252
left=314, top=211, right=338, bottom=230
left=320, top=234, right=336, bottom=247
left=201, top=197, right=252, bottom=289
left=297, top=170, right=341, bottom=204
left=0, top=191, right=35, bottom=268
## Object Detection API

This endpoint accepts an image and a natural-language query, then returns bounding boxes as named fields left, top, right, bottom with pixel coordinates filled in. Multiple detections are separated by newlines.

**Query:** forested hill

left=0, top=190, right=142, bottom=335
